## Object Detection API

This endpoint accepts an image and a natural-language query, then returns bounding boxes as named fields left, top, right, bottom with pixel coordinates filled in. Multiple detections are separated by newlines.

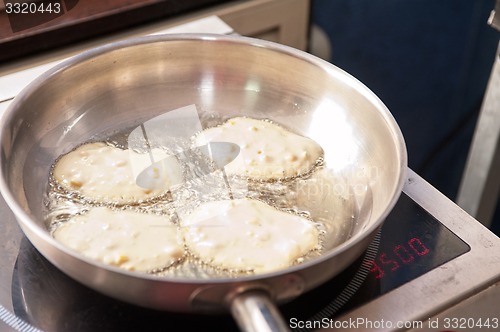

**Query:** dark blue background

left=311, top=0, right=500, bottom=234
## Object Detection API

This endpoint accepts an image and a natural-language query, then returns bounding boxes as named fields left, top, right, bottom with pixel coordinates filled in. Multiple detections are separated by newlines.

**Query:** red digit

left=379, top=252, right=400, bottom=271
left=408, top=237, right=429, bottom=256
left=394, top=244, right=414, bottom=264
left=367, top=259, right=384, bottom=279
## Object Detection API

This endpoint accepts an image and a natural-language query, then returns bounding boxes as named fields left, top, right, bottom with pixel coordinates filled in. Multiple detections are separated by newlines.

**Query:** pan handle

left=229, top=290, right=290, bottom=332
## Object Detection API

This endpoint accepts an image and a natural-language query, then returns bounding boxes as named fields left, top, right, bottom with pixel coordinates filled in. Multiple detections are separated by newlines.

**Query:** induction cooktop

left=1, top=169, right=499, bottom=332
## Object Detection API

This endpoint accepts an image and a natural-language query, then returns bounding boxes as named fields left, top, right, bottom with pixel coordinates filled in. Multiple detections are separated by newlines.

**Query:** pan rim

left=0, top=33, right=408, bottom=284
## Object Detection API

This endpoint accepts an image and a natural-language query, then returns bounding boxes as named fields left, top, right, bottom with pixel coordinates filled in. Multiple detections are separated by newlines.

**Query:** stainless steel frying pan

left=0, top=34, right=406, bottom=331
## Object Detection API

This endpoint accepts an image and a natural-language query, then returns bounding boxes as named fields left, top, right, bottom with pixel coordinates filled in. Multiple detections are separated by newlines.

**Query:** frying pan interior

left=0, top=34, right=406, bottom=312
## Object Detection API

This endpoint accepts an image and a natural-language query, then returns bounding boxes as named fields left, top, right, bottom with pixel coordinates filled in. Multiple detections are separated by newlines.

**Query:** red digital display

left=367, top=237, right=430, bottom=279
left=329, top=194, right=470, bottom=304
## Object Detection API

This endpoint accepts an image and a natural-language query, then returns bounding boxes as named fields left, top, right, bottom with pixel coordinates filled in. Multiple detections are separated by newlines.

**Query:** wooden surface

left=0, top=0, right=234, bottom=63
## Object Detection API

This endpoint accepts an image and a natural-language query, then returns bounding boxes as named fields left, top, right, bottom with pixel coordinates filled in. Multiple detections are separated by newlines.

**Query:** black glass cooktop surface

left=2, top=193, right=469, bottom=332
